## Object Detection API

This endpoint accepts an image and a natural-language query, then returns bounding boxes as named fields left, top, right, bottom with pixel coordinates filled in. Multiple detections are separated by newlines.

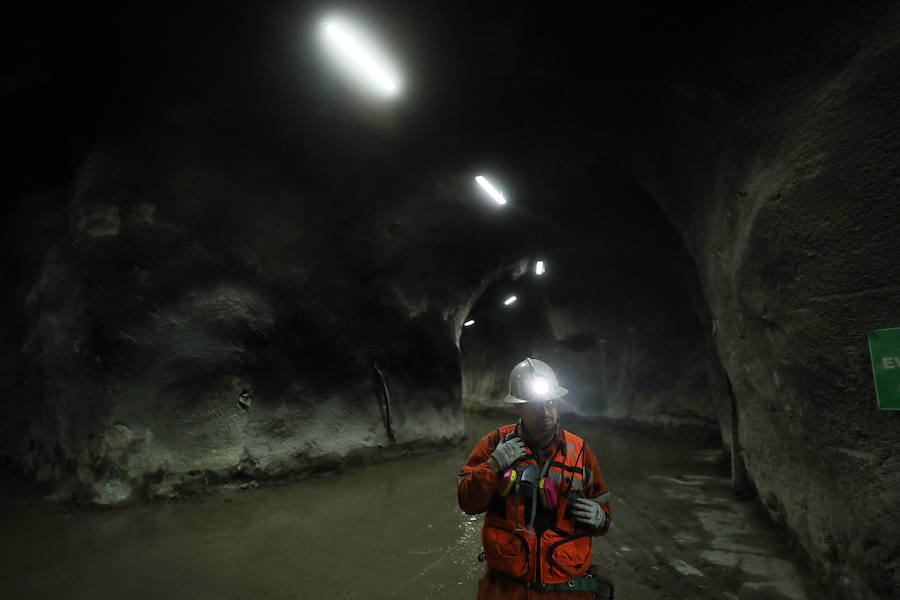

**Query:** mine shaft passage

left=2, top=3, right=899, bottom=599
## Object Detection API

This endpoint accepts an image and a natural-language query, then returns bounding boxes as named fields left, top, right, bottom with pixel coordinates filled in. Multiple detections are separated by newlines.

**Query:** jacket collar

left=517, top=419, right=562, bottom=458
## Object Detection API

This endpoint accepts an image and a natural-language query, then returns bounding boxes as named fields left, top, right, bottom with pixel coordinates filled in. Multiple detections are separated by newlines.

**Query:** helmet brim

left=502, top=387, right=568, bottom=404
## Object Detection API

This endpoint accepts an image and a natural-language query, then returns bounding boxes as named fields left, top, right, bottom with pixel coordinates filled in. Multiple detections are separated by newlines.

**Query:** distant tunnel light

left=503, top=295, right=517, bottom=306
left=535, top=260, right=545, bottom=275
left=475, top=176, right=507, bottom=205
left=321, top=19, right=400, bottom=96
left=464, top=319, right=475, bottom=327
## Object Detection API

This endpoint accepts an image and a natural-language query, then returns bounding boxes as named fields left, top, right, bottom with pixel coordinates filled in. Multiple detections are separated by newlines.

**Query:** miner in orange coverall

left=458, top=358, right=612, bottom=599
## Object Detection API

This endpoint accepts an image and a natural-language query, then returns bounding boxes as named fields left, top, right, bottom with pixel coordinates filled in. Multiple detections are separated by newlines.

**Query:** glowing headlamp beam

left=503, top=296, right=517, bottom=306
left=535, top=260, right=545, bottom=275
left=463, top=319, right=475, bottom=327
left=475, top=176, right=507, bottom=205
left=322, top=20, right=399, bottom=95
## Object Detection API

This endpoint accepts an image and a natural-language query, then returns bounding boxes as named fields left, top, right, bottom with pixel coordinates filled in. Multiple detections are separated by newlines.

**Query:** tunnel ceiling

left=4, top=2, right=884, bottom=215
left=5, top=0, right=888, bottom=316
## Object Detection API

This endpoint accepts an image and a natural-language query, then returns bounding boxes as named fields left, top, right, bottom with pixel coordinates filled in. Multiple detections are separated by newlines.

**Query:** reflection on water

left=0, top=413, right=826, bottom=599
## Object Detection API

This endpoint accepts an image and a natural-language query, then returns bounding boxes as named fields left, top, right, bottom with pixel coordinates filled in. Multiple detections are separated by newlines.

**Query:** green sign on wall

left=869, top=327, right=900, bottom=410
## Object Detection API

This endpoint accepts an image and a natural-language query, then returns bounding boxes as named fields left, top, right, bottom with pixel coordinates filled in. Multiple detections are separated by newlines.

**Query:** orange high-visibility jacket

left=458, top=423, right=611, bottom=585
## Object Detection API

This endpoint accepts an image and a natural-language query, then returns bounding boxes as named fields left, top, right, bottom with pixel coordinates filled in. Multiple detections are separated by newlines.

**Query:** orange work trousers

left=476, top=568, right=609, bottom=600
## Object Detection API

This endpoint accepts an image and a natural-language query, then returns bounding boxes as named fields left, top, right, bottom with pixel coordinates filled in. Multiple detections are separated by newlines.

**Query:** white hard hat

left=503, top=357, right=568, bottom=404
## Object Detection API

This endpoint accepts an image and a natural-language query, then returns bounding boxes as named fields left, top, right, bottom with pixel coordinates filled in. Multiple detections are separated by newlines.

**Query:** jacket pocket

left=482, top=524, right=530, bottom=579
left=546, top=531, right=591, bottom=581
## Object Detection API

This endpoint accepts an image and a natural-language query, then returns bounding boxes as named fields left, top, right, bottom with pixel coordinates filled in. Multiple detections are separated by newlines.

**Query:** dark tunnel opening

left=459, top=181, right=724, bottom=442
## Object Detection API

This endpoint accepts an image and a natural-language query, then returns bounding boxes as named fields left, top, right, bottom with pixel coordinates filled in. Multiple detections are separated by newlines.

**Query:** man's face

left=518, top=399, right=558, bottom=437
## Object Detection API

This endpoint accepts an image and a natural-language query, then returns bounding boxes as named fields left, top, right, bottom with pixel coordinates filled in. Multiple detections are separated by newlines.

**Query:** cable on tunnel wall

left=373, top=362, right=396, bottom=444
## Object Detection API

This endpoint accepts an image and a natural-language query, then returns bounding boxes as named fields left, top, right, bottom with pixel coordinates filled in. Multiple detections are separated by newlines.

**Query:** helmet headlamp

left=531, top=377, right=550, bottom=396
left=502, top=357, right=568, bottom=404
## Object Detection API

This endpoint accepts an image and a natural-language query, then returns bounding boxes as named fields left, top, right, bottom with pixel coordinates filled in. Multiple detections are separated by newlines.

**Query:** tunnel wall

left=2, top=130, right=526, bottom=503
left=625, top=9, right=900, bottom=598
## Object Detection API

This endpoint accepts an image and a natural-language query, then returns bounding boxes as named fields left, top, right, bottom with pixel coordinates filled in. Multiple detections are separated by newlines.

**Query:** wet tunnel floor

left=0, top=413, right=830, bottom=600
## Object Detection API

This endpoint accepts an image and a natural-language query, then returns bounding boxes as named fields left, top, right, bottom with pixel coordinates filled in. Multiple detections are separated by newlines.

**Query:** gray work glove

left=490, top=437, right=526, bottom=471
left=570, top=498, right=608, bottom=529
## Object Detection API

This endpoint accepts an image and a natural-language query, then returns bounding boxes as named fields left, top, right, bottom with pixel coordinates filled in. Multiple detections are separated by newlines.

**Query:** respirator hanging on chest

left=498, top=463, right=559, bottom=509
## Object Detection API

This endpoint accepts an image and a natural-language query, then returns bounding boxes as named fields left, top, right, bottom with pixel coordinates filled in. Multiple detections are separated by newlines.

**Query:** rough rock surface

left=10, top=132, right=532, bottom=502
left=616, top=7, right=900, bottom=598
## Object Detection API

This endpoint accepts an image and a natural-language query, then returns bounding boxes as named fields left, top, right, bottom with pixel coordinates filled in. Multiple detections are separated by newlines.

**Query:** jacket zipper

left=484, top=524, right=530, bottom=565
left=533, top=447, right=562, bottom=586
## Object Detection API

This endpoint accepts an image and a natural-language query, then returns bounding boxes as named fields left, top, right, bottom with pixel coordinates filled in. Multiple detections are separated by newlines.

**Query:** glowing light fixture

left=531, top=377, right=550, bottom=396
left=475, top=176, right=507, bottom=205
left=503, top=295, right=517, bottom=306
left=321, top=19, right=400, bottom=96
left=464, top=319, right=475, bottom=327
left=535, top=260, right=545, bottom=275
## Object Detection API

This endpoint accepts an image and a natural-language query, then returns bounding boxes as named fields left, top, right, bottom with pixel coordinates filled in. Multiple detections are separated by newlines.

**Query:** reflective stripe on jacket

left=457, top=423, right=610, bottom=585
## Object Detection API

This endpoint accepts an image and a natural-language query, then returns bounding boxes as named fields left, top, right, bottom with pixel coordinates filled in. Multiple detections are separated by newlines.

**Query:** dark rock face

left=619, top=8, right=900, bottom=598
left=12, top=133, right=520, bottom=502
